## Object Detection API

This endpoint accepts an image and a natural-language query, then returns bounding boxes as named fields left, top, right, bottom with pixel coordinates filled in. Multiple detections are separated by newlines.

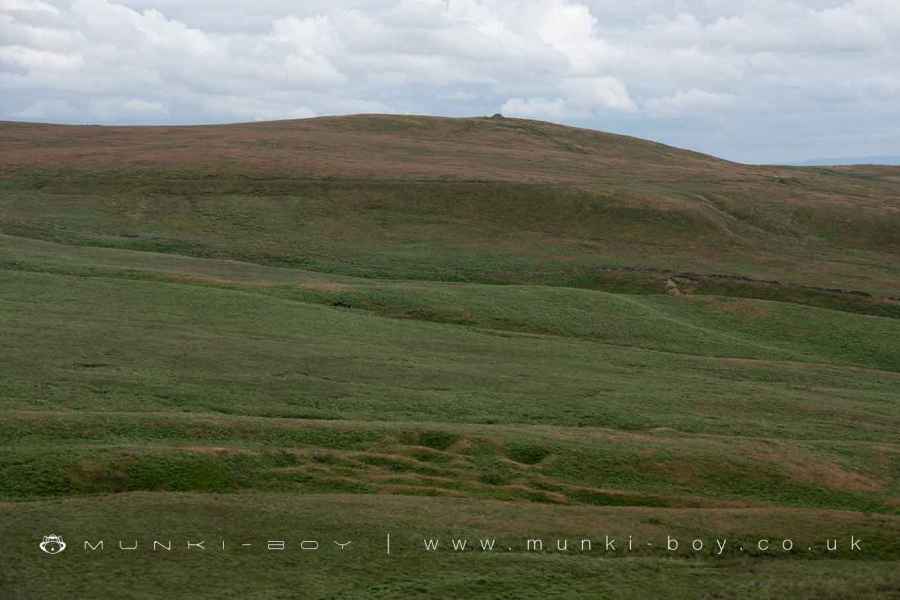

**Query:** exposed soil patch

left=748, top=445, right=884, bottom=492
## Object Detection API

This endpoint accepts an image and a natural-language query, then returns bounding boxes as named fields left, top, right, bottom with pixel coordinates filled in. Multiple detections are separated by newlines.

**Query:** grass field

left=1, top=115, right=898, bottom=598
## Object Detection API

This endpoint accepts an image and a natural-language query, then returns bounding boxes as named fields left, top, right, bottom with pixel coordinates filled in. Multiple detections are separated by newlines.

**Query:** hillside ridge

left=2, top=114, right=900, bottom=299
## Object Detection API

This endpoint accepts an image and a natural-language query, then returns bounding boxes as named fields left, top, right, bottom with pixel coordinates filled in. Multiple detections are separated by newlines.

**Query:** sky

left=2, top=0, right=899, bottom=164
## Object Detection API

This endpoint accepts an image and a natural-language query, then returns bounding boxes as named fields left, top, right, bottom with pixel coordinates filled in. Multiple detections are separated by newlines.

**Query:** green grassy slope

left=1, top=116, right=899, bottom=599
left=3, top=494, right=899, bottom=599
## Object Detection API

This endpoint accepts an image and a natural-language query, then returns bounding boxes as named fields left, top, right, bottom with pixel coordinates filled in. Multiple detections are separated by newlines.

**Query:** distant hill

left=796, top=155, right=900, bottom=166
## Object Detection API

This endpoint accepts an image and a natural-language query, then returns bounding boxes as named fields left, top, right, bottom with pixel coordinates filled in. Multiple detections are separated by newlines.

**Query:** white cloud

left=1, top=0, right=899, bottom=162
left=199, top=95, right=316, bottom=122
left=0, top=0, right=59, bottom=14
left=501, top=97, right=568, bottom=120
left=645, top=89, right=737, bottom=118
left=0, top=45, right=84, bottom=71
left=119, top=98, right=168, bottom=115
left=561, top=77, right=636, bottom=112
left=503, top=76, right=635, bottom=119
left=13, top=98, right=79, bottom=120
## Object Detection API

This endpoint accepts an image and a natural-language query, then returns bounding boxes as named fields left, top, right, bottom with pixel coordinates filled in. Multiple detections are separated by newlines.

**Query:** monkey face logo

left=39, top=534, right=66, bottom=555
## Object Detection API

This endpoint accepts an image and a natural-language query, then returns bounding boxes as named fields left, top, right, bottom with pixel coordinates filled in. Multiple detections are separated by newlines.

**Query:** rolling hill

left=1, top=115, right=898, bottom=599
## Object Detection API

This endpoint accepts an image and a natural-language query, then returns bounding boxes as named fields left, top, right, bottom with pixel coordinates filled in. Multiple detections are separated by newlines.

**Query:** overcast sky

left=2, top=0, right=898, bottom=163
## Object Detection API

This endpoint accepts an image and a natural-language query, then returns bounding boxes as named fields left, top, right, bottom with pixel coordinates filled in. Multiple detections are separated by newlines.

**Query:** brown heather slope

left=1, top=114, right=899, bottom=298
left=0, top=115, right=744, bottom=182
